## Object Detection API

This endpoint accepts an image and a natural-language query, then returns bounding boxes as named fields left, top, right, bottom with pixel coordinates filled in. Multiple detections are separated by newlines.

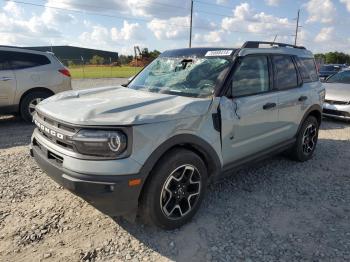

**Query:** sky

left=0, top=0, right=349, bottom=55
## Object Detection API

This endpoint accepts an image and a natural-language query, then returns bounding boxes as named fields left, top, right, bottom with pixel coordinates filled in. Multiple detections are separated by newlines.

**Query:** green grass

left=69, top=66, right=143, bottom=79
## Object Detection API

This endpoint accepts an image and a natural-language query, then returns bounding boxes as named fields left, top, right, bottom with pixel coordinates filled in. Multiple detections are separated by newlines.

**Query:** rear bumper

left=30, top=144, right=143, bottom=217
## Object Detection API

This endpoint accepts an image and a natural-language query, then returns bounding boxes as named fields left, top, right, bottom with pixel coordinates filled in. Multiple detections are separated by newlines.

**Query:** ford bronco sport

left=30, top=41, right=324, bottom=229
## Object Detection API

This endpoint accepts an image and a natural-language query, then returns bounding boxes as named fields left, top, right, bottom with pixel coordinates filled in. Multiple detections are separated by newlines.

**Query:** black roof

left=160, top=47, right=237, bottom=57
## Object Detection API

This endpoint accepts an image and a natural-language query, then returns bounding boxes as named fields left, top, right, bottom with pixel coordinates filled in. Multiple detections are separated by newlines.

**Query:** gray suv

left=30, top=41, right=324, bottom=229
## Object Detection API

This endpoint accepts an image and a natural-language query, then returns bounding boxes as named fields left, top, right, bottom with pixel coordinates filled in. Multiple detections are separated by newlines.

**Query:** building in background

left=23, top=45, right=119, bottom=65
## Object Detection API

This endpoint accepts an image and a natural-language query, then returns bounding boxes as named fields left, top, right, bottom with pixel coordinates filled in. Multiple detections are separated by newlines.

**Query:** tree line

left=314, top=52, right=350, bottom=65
left=66, top=48, right=161, bottom=66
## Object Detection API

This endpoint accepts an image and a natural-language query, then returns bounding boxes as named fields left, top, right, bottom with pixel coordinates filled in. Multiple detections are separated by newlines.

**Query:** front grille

left=325, top=99, right=349, bottom=105
left=35, top=113, right=77, bottom=151
left=323, top=108, right=350, bottom=117
left=33, top=138, right=64, bottom=166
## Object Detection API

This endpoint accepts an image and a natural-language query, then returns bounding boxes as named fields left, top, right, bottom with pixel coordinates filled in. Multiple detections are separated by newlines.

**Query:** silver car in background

left=323, top=69, right=350, bottom=120
left=0, top=46, right=72, bottom=122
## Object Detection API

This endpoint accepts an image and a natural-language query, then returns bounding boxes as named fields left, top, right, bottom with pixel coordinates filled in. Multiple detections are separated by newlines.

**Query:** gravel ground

left=1, top=100, right=350, bottom=261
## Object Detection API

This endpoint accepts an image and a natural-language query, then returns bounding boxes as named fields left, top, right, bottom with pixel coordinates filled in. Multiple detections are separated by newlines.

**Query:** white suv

left=0, top=46, right=72, bottom=122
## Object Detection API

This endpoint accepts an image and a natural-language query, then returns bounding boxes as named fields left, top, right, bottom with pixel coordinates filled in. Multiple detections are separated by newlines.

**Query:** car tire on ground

left=141, top=148, right=208, bottom=230
left=20, top=91, right=51, bottom=122
left=289, top=115, right=319, bottom=162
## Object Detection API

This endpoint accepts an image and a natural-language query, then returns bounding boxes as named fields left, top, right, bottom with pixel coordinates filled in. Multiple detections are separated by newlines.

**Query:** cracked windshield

left=129, top=56, right=231, bottom=97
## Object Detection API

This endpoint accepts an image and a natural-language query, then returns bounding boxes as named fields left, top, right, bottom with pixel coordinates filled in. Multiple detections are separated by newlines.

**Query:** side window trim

left=0, top=51, right=11, bottom=71
left=226, top=54, right=272, bottom=98
left=291, top=56, right=303, bottom=87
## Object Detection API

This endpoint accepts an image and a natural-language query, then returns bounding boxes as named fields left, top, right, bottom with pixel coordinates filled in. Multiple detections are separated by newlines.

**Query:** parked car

left=325, top=69, right=350, bottom=84
left=323, top=69, right=350, bottom=120
left=0, top=46, right=72, bottom=122
left=30, top=41, right=324, bottom=229
left=319, top=64, right=346, bottom=79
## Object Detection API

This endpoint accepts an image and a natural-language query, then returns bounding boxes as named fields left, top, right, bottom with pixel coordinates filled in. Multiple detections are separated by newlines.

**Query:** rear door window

left=273, top=55, right=298, bottom=90
left=0, top=51, right=12, bottom=71
left=297, top=58, right=319, bottom=82
left=8, top=51, right=51, bottom=70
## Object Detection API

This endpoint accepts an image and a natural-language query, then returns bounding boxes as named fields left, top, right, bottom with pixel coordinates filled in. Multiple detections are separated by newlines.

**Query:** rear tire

left=140, top=148, right=208, bottom=230
left=289, top=116, right=319, bottom=162
left=20, top=91, right=51, bottom=122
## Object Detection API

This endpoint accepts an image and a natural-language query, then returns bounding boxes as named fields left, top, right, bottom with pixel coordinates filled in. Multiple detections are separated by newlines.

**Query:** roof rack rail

left=241, top=41, right=306, bottom=50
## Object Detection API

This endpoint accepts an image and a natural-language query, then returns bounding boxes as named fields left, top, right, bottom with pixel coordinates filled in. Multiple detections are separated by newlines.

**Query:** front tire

left=141, top=148, right=208, bottom=230
left=289, top=116, right=319, bottom=162
left=20, top=91, right=51, bottom=122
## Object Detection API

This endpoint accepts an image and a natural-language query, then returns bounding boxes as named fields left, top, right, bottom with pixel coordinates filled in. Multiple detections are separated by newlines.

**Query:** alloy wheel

left=302, top=124, right=317, bottom=154
left=28, top=98, right=43, bottom=116
left=160, top=164, right=201, bottom=219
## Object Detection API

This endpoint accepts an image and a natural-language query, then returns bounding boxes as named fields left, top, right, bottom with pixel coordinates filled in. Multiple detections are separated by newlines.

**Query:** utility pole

left=294, top=9, right=300, bottom=46
left=189, top=0, right=193, bottom=48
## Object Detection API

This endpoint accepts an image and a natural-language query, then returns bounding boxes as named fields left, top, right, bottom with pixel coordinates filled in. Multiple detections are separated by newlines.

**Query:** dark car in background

left=319, top=64, right=347, bottom=79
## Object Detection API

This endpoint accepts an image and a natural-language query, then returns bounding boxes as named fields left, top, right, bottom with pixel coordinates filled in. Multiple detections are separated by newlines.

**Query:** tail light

left=59, top=68, right=71, bottom=77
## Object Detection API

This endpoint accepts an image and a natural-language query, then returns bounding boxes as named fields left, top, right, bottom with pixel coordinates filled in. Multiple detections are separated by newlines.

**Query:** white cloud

left=47, top=0, right=189, bottom=19
left=305, top=0, right=336, bottom=24
left=0, top=4, right=62, bottom=44
left=147, top=16, right=189, bottom=40
left=111, top=21, right=143, bottom=41
left=3, top=1, right=23, bottom=16
left=265, top=0, right=280, bottom=6
left=147, top=14, right=214, bottom=41
left=78, top=21, right=144, bottom=52
left=127, top=0, right=189, bottom=18
left=194, top=30, right=225, bottom=44
left=315, top=27, right=334, bottom=42
left=221, top=3, right=293, bottom=37
left=216, top=0, right=229, bottom=4
left=340, top=0, right=350, bottom=12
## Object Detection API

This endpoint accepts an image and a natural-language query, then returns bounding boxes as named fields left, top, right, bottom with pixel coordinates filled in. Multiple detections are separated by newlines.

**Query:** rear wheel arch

left=19, top=87, right=54, bottom=108
left=19, top=87, right=54, bottom=122
left=298, top=105, right=322, bottom=134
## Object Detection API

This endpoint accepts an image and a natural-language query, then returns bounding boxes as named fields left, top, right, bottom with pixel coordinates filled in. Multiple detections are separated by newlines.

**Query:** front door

left=220, top=55, right=284, bottom=166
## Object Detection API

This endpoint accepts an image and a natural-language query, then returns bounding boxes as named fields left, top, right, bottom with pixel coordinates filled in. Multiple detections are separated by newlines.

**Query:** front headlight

left=72, top=129, right=127, bottom=158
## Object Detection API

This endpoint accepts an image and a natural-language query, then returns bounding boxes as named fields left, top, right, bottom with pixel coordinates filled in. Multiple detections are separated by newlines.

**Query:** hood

left=324, top=83, right=350, bottom=102
left=37, top=86, right=213, bottom=125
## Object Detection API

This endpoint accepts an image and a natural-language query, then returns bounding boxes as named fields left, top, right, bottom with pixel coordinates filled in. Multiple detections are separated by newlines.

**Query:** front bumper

left=323, top=103, right=350, bottom=121
left=30, top=140, right=144, bottom=217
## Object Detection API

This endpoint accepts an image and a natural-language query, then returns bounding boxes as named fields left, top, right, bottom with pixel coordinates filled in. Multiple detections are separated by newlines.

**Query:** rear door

left=0, top=51, right=16, bottom=107
left=220, top=55, right=283, bottom=165
left=272, top=55, right=312, bottom=139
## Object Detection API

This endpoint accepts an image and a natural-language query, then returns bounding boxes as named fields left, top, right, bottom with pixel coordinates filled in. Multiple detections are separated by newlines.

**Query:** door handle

left=0, top=77, right=13, bottom=81
left=298, top=96, right=308, bottom=102
left=263, top=102, right=277, bottom=110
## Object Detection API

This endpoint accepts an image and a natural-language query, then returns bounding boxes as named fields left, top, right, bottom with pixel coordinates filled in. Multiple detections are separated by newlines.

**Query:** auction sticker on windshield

left=205, top=50, right=233, bottom=57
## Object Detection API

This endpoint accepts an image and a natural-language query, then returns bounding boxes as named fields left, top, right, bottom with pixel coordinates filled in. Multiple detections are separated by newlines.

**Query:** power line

left=194, top=0, right=233, bottom=9
left=5, top=0, right=297, bottom=33
left=6, top=0, right=294, bottom=37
